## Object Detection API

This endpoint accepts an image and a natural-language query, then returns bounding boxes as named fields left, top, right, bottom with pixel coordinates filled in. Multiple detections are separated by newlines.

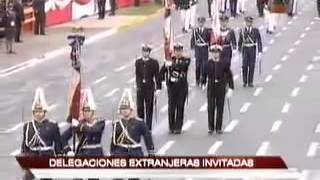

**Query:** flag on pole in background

left=164, top=0, right=174, bottom=61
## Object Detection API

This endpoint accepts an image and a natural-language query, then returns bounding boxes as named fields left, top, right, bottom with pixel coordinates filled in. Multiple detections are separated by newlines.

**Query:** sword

left=227, top=97, right=232, bottom=125
left=259, top=56, right=262, bottom=76
left=154, top=93, right=158, bottom=126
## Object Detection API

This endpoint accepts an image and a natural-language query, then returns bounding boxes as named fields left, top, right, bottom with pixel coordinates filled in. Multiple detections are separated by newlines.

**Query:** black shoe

left=15, top=40, right=23, bottom=43
left=243, top=83, right=247, bottom=87
left=169, top=130, right=174, bottom=134
left=208, top=130, right=214, bottom=134
left=248, top=84, right=254, bottom=88
left=266, top=30, right=273, bottom=34
left=182, top=28, right=188, bottom=33
left=216, top=130, right=223, bottom=134
left=40, top=33, right=46, bottom=36
left=174, top=130, right=182, bottom=134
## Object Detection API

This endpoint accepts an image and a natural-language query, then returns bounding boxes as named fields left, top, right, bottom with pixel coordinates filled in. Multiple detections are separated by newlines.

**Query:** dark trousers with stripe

left=242, top=46, right=257, bottom=85
left=137, top=87, right=154, bottom=130
left=207, top=83, right=226, bottom=131
left=195, top=46, right=209, bottom=85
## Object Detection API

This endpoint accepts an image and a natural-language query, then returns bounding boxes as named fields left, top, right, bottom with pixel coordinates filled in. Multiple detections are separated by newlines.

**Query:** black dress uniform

left=257, top=0, right=265, bottom=17
left=238, top=17, right=262, bottom=87
left=13, top=0, right=24, bottom=42
left=32, top=0, right=46, bottom=35
left=219, top=16, right=237, bottom=68
left=160, top=50, right=190, bottom=134
left=135, top=55, right=161, bottom=131
left=97, top=0, right=106, bottom=19
left=110, top=118, right=155, bottom=157
left=61, top=119, right=105, bottom=156
left=202, top=48, right=234, bottom=133
left=109, top=0, right=116, bottom=15
left=317, top=0, right=320, bottom=17
left=207, top=0, right=212, bottom=18
left=191, top=17, right=211, bottom=86
left=21, top=119, right=63, bottom=156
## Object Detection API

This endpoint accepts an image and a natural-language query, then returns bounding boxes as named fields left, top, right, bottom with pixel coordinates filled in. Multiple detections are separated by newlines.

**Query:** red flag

left=67, top=50, right=82, bottom=122
left=164, top=0, right=174, bottom=61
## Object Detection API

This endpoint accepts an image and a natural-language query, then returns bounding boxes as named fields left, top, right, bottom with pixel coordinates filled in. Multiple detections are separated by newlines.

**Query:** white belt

left=243, top=43, right=256, bottom=47
left=223, top=44, right=231, bottom=47
left=29, top=146, right=54, bottom=151
left=82, top=144, right=102, bottom=149
left=196, top=43, right=208, bottom=47
left=117, top=143, right=142, bottom=149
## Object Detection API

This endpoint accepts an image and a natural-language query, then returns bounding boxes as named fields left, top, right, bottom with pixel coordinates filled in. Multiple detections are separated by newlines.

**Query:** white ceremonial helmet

left=81, top=87, right=96, bottom=111
left=118, top=88, right=135, bottom=111
left=32, top=87, right=49, bottom=111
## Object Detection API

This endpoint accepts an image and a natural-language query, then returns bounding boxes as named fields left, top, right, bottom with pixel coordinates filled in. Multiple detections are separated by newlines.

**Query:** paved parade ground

left=0, top=0, right=320, bottom=179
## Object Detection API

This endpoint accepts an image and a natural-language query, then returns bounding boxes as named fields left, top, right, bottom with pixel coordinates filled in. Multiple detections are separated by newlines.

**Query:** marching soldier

left=189, top=0, right=198, bottom=28
left=62, top=88, right=105, bottom=157
left=219, top=15, right=237, bottom=68
left=135, top=44, right=161, bottom=131
left=32, top=0, right=46, bottom=35
left=160, top=43, right=191, bottom=134
left=191, top=17, right=211, bottom=86
left=208, top=0, right=212, bottom=18
left=110, top=88, right=155, bottom=157
left=238, top=16, right=263, bottom=88
left=21, top=87, right=62, bottom=180
left=174, top=0, right=191, bottom=33
left=230, top=0, right=238, bottom=17
left=318, top=0, right=320, bottom=18
left=202, top=45, right=234, bottom=134
left=257, top=0, right=265, bottom=17
left=97, top=0, right=106, bottom=19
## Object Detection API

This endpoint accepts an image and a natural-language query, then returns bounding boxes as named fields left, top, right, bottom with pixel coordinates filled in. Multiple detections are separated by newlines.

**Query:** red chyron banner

left=16, top=156, right=287, bottom=169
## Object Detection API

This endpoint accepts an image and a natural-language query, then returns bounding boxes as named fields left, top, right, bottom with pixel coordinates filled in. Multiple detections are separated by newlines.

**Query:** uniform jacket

left=238, top=26, right=263, bottom=52
left=202, top=59, right=234, bottom=89
left=160, top=56, right=191, bottom=86
left=21, top=119, right=63, bottom=156
left=191, top=27, right=211, bottom=49
left=135, top=57, right=161, bottom=90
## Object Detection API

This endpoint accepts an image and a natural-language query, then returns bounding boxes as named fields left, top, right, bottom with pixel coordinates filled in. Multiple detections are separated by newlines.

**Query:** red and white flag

left=67, top=58, right=82, bottom=122
left=164, top=0, right=174, bottom=61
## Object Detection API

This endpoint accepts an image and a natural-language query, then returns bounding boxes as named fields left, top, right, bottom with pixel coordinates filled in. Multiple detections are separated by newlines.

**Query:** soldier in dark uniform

left=62, top=88, right=105, bottom=158
left=160, top=43, right=190, bottom=134
left=3, top=2, right=16, bottom=53
left=189, top=0, right=198, bottom=28
left=207, top=0, right=212, bottom=18
left=174, top=0, right=191, bottom=33
left=317, top=0, right=320, bottom=17
left=190, top=17, right=211, bottom=86
left=110, top=88, right=155, bottom=157
left=135, top=44, right=161, bottom=131
left=32, top=0, right=46, bottom=35
left=21, top=88, right=62, bottom=180
left=97, top=0, right=106, bottom=19
left=219, top=15, right=237, bottom=68
left=13, top=0, right=24, bottom=42
left=230, top=0, right=238, bottom=17
left=238, top=16, right=263, bottom=88
left=257, top=0, right=265, bottom=17
left=109, top=0, right=116, bottom=16
left=202, top=45, right=234, bottom=134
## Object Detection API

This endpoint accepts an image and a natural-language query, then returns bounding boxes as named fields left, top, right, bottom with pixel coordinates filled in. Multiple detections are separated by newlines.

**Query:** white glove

left=226, top=89, right=233, bottom=98
left=71, top=118, right=79, bottom=127
left=155, top=89, right=161, bottom=96
left=165, top=60, right=172, bottom=67
left=257, top=52, right=262, bottom=61
left=66, top=151, right=75, bottom=157
left=202, top=84, right=207, bottom=91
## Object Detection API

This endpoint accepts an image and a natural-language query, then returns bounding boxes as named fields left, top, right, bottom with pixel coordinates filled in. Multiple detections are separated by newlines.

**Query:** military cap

left=197, top=17, right=206, bottom=23
left=244, top=16, right=254, bottom=22
left=209, top=45, right=223, bottom=52
left=219, top=14, right=229, bottom=21
left=173, top=43, right=184, bottom=50
left=141, top=44, right=152, bottom=52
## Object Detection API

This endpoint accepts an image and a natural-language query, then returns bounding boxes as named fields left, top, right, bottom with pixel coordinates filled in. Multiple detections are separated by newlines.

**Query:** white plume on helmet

left=118, top=88, right=135, bottom=111
left=81, top=87, right=96, bottom=111
left=32, top=87, right=49, bottom=111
